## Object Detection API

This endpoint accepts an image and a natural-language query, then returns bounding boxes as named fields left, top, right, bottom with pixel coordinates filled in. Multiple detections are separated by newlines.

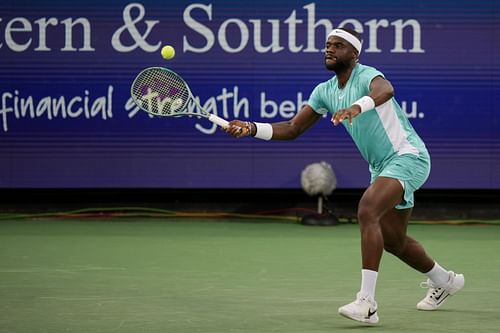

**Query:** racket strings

left=132, top=69, right=191, bottom=116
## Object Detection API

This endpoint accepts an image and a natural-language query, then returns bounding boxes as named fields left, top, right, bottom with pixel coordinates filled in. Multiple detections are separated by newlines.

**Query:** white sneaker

left=338, top=292, right=379, bottom=324
left=417, top=271, right=465, bottom=311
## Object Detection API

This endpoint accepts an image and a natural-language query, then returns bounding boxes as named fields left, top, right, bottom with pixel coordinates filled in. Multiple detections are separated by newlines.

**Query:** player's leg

left=338, top=176, right=403, bottom=324
left=379, top=207, right=435, bottom=272
left=357, top=176, right=405, bottom=271
left=379, top=196, right=464, bottom=311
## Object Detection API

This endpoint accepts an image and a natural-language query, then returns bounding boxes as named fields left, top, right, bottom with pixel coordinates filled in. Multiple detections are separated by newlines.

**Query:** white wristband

left=352, top=96, right=375, bottom=113
left=254, top=122, right=273, bottom=140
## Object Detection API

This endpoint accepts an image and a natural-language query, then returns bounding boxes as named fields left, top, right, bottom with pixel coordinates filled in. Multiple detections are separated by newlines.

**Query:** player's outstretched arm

left=225, top=105, right=322, bottom=140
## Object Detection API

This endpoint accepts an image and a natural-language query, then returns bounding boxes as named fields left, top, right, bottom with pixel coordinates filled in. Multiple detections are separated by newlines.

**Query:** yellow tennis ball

left=161, top=45, right=175, bottom=60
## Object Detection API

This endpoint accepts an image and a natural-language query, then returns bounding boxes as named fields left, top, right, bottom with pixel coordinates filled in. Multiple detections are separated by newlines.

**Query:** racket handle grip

left=208, top=114, right=229, bottom=128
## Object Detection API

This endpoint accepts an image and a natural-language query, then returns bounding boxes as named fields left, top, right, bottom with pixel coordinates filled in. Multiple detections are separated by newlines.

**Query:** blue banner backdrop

left=1, top=0, right=499, bottom=188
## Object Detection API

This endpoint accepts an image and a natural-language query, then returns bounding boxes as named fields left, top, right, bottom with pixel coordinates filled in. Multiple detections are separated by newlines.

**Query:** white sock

left=360, top=269, right=378, bottom=300
left=425, top=262, right=449, bottom=286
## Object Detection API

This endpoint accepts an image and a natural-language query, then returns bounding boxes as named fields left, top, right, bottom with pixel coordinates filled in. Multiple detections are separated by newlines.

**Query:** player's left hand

left=224, top=120, right=252, bottom=138
left=331, top=105, right=362, bottom=126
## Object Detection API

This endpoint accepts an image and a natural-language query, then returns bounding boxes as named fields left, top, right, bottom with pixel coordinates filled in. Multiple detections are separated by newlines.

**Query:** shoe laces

left=420, top=279, right=435, bottom=289
left=355, top=292, right=375, bottom=306
left=420, top=279, right=443, bottom=299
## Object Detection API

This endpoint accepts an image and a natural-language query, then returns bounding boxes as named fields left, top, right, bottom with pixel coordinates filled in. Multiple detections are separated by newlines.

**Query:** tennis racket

left=130, top=67, right=229, bottom=128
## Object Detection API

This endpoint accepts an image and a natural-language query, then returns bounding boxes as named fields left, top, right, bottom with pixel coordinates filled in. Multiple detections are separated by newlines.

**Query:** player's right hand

left=225, top=120, right=252, bottom=138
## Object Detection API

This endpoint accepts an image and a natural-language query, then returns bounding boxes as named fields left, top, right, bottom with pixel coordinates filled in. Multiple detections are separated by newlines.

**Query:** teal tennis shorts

left=370, top=153, right=431, bottom=209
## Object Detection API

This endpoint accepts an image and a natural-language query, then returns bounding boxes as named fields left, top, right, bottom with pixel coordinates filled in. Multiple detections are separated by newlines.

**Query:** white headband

left=327, top=29, right=362, bottom=53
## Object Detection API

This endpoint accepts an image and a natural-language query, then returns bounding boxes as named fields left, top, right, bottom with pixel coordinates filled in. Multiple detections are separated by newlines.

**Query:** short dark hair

left=339, top=27, right=362, bottom=43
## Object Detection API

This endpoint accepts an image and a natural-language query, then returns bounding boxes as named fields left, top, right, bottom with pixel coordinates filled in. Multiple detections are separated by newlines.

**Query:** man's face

left=324, top=36, right=357, bottom=71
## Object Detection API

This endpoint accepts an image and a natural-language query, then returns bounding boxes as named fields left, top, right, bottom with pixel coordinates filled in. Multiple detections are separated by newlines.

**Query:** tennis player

left=225, top=27, right=464, bottom=324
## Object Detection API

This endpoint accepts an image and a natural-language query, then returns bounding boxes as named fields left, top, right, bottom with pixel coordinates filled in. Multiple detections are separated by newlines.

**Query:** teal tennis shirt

left=307, top=63, right=428, bottom=170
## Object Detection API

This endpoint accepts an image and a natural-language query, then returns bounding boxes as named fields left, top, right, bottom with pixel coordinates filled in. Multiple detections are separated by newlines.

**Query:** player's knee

left=357, top=206, right=379, bottom=225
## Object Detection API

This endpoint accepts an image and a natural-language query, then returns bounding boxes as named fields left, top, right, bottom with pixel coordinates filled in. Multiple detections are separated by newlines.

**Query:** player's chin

left=325, top=59, right=339, bottom=71
left=324, top=61, right=338, bottom=71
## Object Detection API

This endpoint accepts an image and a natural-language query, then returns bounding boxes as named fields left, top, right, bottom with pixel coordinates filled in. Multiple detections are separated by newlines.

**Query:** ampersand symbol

left=112, top=3, right=161, bottom=52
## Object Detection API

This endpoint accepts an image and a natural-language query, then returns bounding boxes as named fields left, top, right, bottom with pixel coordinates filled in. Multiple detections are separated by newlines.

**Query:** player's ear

left=352, top=50, right=360, bottom=63
left=352, top=50, right=358, bottom=60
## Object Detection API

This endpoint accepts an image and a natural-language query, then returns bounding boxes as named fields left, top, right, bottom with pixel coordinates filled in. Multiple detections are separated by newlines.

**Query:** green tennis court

left=1, top=218, right=499, bottom=332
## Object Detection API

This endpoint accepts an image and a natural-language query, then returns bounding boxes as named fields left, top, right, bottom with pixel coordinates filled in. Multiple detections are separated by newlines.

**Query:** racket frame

left=131, top=67, right=229, bottom=128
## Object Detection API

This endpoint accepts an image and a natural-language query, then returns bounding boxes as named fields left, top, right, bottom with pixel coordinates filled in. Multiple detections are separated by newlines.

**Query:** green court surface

left=1, top=219, right=499, bottom=332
